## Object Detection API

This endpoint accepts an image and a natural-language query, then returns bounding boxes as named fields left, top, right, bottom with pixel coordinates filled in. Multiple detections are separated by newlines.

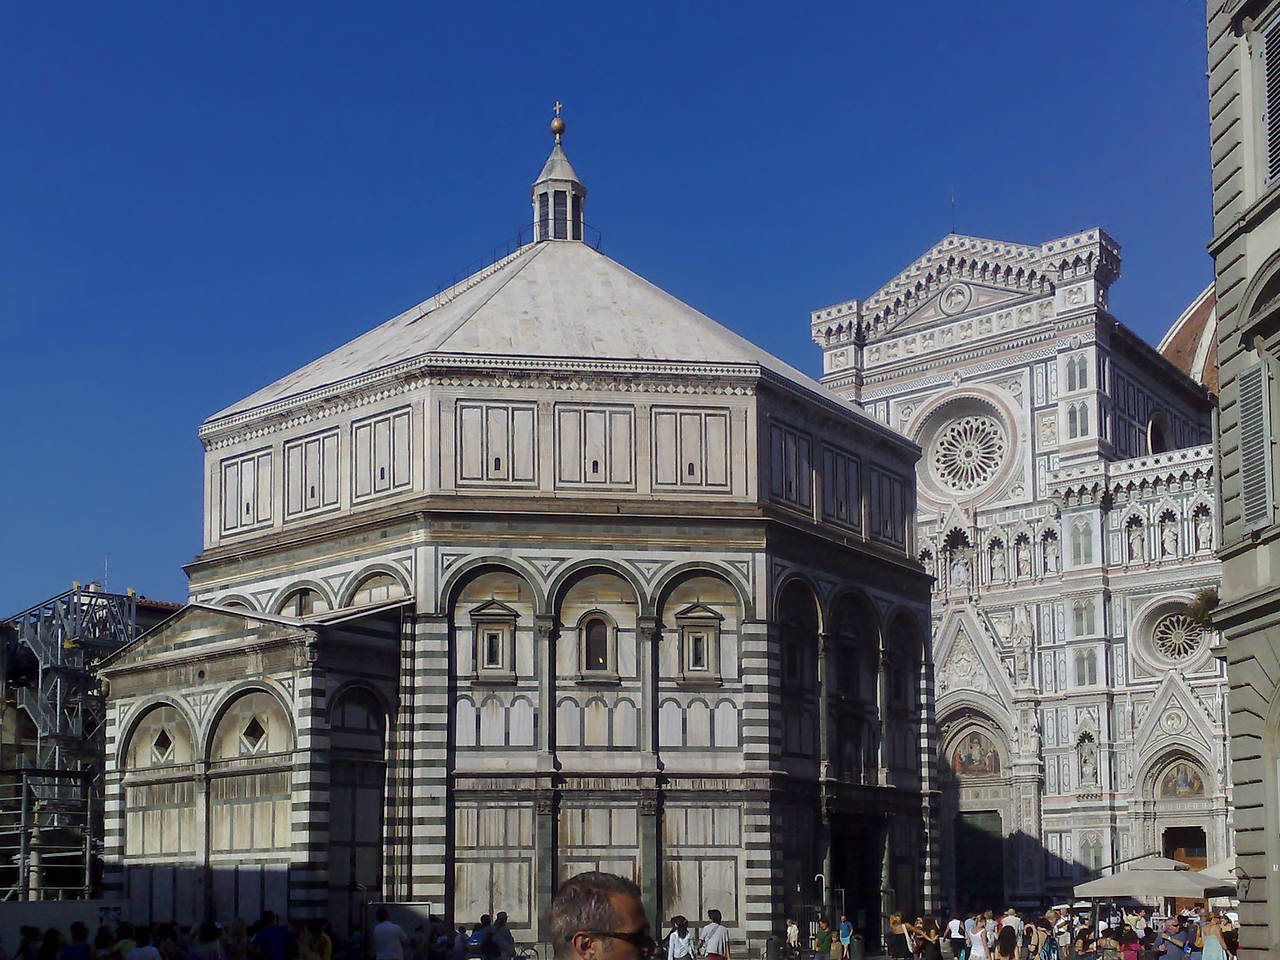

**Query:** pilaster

left=290, top=659, right=329, bottom=917
left=403, top=612, right=451, bottom=905
left=535, top=790, right=558, bottom=941
left=637, top=616, right=659, bottom=757
left=638, top=791, right=660, bottom=917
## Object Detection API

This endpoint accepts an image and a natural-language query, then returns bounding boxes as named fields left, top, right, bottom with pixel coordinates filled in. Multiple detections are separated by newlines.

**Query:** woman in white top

left=968, top=914, right=989, bottom=960
left=667, top=917, right=695, bottom=960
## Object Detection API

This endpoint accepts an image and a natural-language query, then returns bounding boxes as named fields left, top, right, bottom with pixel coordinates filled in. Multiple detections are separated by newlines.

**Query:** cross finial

left=550, top=101, right=565, bottom=142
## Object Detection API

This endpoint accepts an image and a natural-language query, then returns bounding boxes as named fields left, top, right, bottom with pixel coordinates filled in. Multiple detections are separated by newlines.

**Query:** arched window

left=1070, top=522, right=1093, bottom=565
left=1072, top=599, right=1095, bottom=637
left=583, top=617, right=609, bottom=674
left=1074, top=651, right=1088, bottom=687
left=1066, top=358, right=1077, bottom=392
left=1086, top=650, right=1098, bottom=685
left=1078, top=403, right=1090, bottom=436
left=348, top=572, right=407, bottom=607
left=1067, top=406, right=1078, bottom=438
left=278, top=587, right=329, bottom=617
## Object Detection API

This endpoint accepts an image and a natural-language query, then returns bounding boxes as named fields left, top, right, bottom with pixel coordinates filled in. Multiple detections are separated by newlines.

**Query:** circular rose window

left=931, top=415, right=1008, bottom=492
left=1152, top=614, right=1203, bottom=661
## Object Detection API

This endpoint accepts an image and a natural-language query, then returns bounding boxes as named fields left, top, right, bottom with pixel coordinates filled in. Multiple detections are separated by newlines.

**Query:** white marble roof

left=535, top=143, right=580, bottom=183
left=208, top=240, right=846, bottom=422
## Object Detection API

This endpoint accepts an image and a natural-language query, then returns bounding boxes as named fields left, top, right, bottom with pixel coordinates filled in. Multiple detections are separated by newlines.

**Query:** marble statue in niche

left=1160, top=515, right=1178, bottom=557
left=1194, top=511, right=1211, bottom=553
left=1043, top=534, right=1060, bottom=574
left=990, top=543, right=1006, bottom=581
left=1015, top=537, right=1031, bottom=578
left=1127, top=521, right=1144, bottom=562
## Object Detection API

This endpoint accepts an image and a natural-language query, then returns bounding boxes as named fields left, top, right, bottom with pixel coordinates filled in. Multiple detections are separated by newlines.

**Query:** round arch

left=772, top=574, right=824, bottom=633
left=327, top=679, right=395, bottom=721
left=338, top=563, right=413, bottom=608
left=270, top=579, right=336, bottom=616
left=652, top=562, right=753, bottom=621
left=547, top=560, right=645, bottom=619
left=1236, top=243, right=1280, bottom=327
left=883, top=607, right=928, bottom=662
left=117, top=696, right=200, bottom=768
left=440, top=557, right=548, bottom=614
left=201, top=679, right=296, bottom=761
left=212, top=594, right=257, bottom=611
left=826, top=587, right=882, bottom=642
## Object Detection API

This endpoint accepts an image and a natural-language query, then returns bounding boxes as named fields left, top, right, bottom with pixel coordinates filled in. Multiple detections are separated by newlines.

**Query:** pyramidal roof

left=535, top=142, right=580, bottom=183
left=208, top=241, right=836, bottom=422
left=205, top=128, right=853, bottom=427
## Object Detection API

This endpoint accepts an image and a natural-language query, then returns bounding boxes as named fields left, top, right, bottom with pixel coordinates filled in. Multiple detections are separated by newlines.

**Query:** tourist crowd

left=763, top=905, right=1240, bottom=960
left=0, top=899, right=1244, bottom=960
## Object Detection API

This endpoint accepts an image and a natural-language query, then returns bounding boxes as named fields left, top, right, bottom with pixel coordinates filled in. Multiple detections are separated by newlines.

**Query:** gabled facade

left=812, top=231, right=1225, bottom=908
left=102, top=124, right=934, bottom=950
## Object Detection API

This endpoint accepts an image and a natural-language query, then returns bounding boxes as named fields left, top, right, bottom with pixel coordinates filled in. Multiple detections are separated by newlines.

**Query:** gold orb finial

left=551, top=101, right=564, bottom=141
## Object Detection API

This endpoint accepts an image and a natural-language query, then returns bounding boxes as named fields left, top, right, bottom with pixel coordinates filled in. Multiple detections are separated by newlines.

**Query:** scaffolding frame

left=1, top=585, right=140, bottom=900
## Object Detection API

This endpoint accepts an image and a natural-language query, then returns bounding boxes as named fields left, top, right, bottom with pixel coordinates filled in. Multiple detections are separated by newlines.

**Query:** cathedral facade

left=811, top=233, right=1226, bottom=907
left=98, top=130, right=933, bottom=949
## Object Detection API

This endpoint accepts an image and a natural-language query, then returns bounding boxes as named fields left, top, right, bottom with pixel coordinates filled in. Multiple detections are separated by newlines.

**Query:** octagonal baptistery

left=100, top=127, right=933, bottom=947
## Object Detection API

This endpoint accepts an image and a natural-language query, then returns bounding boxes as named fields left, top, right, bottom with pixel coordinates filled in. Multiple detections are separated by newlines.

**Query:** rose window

left=1152, top=614, right=1202, bottom=661
left=931, top=415, right=1008, bottom=492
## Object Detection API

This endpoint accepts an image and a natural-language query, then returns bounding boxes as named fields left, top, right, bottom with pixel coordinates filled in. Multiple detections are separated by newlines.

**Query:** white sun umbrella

left=1074, top=855, right=1210, bottom=899
left=1199, top=855, right=1236, bottom=884
left=1198, top=856, right=1238, bottom=898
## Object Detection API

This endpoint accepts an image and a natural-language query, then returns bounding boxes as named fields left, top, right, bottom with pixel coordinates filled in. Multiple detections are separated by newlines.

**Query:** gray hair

left=550, top=872, right=642, bottom=958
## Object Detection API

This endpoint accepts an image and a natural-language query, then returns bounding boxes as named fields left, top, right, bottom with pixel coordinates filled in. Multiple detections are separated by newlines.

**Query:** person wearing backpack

left=1030, top=917, right=1057, bottom=960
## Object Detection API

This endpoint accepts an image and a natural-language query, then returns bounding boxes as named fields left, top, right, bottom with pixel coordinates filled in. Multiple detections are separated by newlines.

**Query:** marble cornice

left=200, top=357, right=768, bottom=447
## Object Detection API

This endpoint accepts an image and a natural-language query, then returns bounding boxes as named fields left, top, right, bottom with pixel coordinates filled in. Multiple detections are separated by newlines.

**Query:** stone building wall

left=1206, top=2, right=1280, bottom=956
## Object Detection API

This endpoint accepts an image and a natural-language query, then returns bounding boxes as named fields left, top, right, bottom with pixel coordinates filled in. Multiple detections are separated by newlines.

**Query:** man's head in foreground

left=550, top=872, right=653, bottom=960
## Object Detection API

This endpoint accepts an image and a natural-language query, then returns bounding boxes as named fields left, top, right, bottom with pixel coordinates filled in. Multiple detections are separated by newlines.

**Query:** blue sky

left=0, top=1, right=1212, bottom=612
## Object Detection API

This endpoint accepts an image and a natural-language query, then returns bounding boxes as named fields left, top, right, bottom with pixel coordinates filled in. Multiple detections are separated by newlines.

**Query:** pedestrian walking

left=946, top=915, right=965, bottom=960
left=811, top=921, right=833, bottom=960
left=666, top=918, right=694, bottom=960
left=837, top=917, right=852, bottom=960
left=966, top=915, right=988, bottom=960
left=372, top=909, right=409, bottom=960
left=699, top=911, right=730, bottom=960
left=490, top=915, right=514, bottom=960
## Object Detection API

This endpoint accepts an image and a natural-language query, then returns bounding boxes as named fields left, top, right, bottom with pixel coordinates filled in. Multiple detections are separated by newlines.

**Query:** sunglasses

left=580, top=930, right=657, bottom=955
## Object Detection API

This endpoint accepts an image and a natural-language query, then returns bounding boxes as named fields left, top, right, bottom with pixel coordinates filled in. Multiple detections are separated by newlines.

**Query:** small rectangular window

left=483, top=631, right=503, bottom=669
left=572, top=194, right=582, bottom=240
left=538, top=192, right=550, bottom=240
left=689, top=632, right=707, bottom=671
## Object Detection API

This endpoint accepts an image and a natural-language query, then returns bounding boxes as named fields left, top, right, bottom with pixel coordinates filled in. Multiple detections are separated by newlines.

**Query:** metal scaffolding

left=0, top=584, right=155, bottom=900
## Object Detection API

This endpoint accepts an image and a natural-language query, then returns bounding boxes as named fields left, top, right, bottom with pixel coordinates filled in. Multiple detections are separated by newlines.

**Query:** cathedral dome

left=1157, top=283, right=1217, bottom=394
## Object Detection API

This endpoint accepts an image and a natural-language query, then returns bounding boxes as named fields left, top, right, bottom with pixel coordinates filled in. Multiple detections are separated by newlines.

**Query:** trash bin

left=845, top=936, right=863, bottom=960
